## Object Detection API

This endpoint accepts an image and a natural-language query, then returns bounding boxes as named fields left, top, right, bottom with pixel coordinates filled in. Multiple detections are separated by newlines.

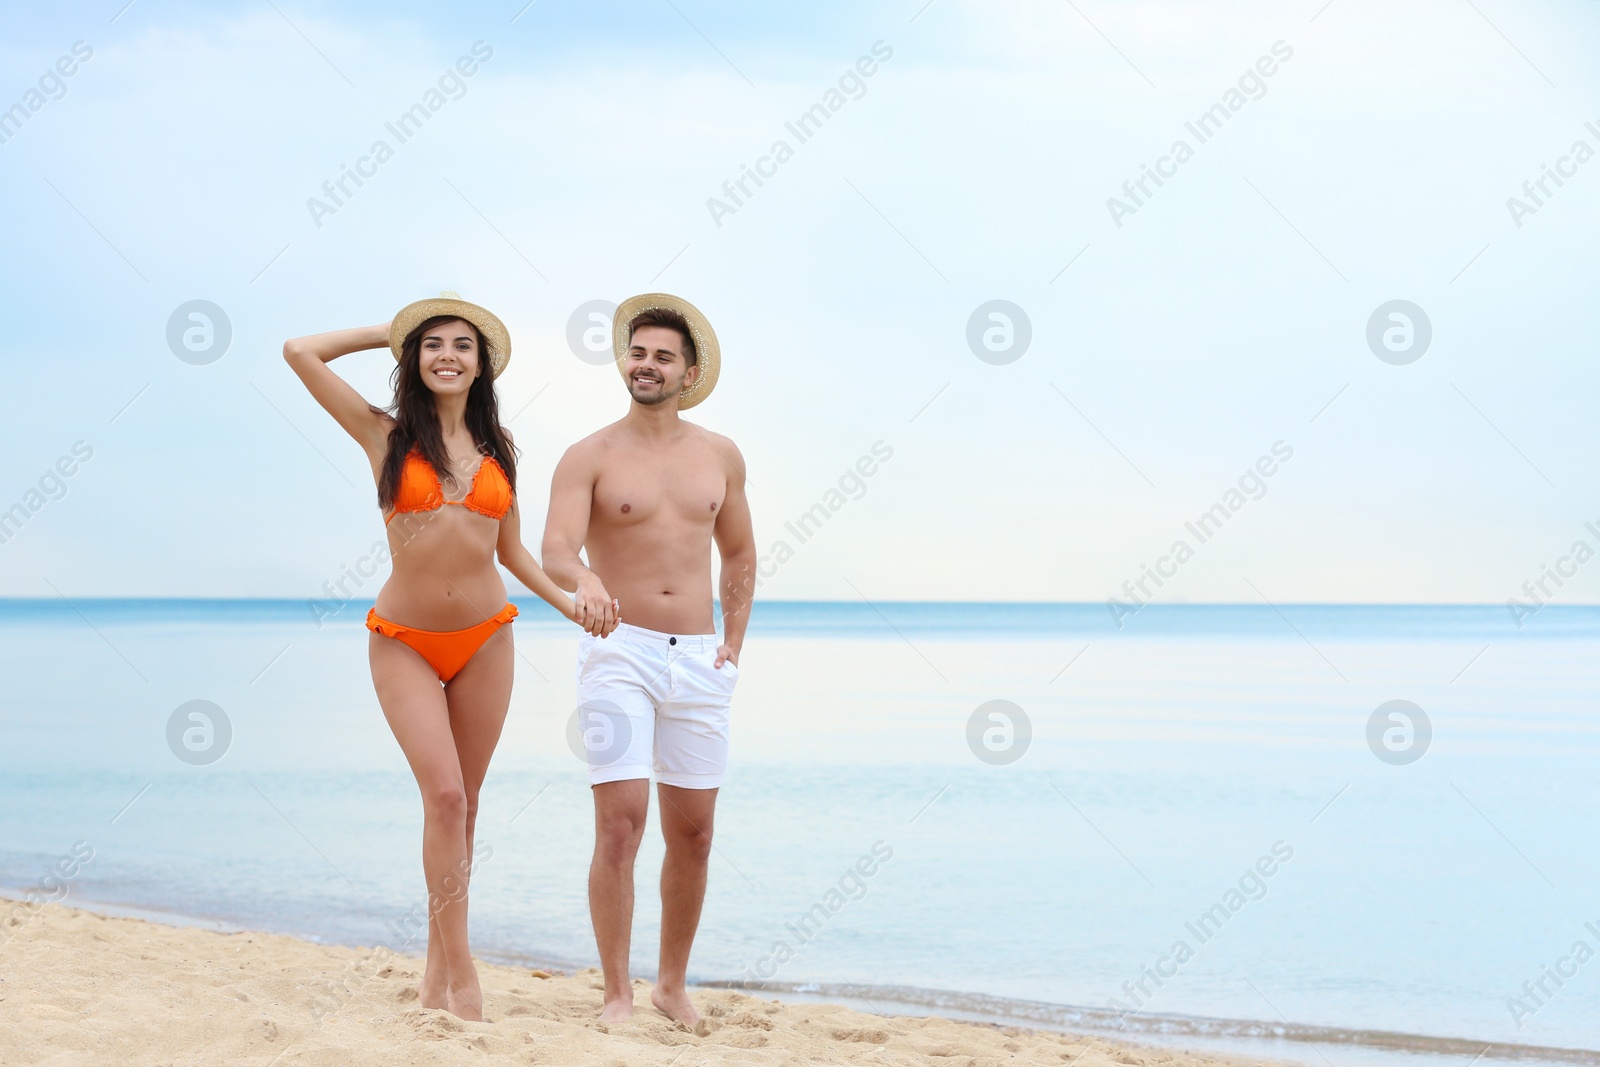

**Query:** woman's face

left=417, top=319, right=482, bottom=396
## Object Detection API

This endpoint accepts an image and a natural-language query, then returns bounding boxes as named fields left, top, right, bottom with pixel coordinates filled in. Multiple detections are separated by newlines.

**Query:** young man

left=541, top=293, right=756, bottom=1025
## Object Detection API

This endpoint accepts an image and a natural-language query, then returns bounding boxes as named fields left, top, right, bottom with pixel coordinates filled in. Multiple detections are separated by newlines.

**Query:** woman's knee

left=423, top=780, right=469, bottom=824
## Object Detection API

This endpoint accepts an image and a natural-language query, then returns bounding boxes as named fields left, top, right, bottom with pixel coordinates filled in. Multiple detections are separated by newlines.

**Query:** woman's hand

left=574, top=573, right=619, bottom=637
left=495, top=524, right=618, bottom=637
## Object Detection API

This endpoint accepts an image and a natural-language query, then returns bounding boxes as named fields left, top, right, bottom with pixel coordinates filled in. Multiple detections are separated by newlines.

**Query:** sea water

left=1, top=600, right=1596, bottom=1066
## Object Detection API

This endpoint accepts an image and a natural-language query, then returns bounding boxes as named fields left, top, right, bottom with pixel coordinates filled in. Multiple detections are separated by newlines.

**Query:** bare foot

left=445, top=973, right=485, bottom=1022
left=418, top=970, right=448, bottom=1011
left=598, top=993, right=634, bottom=1021
left=445, top=986, right=484, bottom=1022
left=650, top=985, right=700, bottom=1026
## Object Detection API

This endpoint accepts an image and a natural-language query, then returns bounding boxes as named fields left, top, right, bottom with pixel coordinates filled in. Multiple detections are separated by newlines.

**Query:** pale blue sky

left=1, top=0, right=1597, bottom=603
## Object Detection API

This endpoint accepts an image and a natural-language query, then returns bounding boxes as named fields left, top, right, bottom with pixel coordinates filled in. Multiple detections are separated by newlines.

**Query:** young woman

left=284, top=293, right=616, bottom=1021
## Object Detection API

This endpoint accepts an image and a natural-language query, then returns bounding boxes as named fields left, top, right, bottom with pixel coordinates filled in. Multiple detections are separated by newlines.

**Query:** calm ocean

left=2, top=600, right=1596, bottom=1067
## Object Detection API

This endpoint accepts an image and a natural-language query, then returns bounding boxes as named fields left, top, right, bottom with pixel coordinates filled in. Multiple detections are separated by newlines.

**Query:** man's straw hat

left=612, top=293, right=719, bottom=409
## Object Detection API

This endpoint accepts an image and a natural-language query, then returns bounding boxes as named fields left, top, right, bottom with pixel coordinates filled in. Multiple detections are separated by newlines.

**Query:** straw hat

left=612, top=293, right=720, bottom=409
left=389, top=291, right=511, bottom=379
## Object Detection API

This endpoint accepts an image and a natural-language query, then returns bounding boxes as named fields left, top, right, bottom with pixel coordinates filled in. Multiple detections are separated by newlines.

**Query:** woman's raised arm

left=282, top=323, right=393, bottom=456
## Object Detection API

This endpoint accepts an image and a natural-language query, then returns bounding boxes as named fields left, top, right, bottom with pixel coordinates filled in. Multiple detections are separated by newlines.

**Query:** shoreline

left=2, top=899, right=1286, bottom=1067
left=6, top=894, right=1595, bottom=1067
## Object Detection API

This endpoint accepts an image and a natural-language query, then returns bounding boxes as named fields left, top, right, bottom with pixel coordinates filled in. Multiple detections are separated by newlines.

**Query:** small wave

left=707, top=979, right=1600, bottom=1065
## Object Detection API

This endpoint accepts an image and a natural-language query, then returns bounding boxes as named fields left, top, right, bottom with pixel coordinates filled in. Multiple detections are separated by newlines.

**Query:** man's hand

left=574, top=573, right=619, bottom=637
left=714, top=644, right=739, bottom=669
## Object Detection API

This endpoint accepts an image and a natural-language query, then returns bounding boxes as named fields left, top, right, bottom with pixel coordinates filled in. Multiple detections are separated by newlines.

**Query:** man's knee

left=594, top=800, right=647, bottom=862
left=664, top=819, right=714, bottom=864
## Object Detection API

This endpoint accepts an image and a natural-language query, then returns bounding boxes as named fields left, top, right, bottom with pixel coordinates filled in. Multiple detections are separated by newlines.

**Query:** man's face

left=625, top=324, right=698, bottom=407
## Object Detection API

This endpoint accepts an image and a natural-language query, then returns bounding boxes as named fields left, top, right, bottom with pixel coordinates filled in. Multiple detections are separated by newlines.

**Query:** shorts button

left=669, top=636, right=677, bottom=645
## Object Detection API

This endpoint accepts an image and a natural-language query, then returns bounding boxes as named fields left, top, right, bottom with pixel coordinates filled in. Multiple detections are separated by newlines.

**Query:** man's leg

left=590, top=779, right=650, bottom=1020
left=651, top=783, right=718, bottom=1025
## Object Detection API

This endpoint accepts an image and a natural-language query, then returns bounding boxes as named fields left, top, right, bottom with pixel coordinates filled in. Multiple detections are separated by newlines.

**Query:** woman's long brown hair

left=371, top=314, right=517, bottom=511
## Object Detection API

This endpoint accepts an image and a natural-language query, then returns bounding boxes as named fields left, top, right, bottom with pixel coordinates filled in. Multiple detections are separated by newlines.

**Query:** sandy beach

left=0, top=902, right=1285, bottom=1067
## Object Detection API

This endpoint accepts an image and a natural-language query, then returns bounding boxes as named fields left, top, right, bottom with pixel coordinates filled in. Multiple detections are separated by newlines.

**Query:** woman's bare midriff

left=373, top=506, right=506, bottom=631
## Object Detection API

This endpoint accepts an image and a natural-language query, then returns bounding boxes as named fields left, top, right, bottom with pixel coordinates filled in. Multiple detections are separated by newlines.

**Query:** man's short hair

left=628, top=308, right=697, bottom=367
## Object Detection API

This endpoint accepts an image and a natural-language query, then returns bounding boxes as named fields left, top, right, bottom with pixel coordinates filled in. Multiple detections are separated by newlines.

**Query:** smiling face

left=625, top=324, right=698, bottom=407
left=417, top=318, right=483, bottom=395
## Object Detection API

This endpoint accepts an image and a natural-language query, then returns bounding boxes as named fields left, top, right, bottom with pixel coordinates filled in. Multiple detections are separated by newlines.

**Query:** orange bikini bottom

left=366, top=603, right=519, bottom=683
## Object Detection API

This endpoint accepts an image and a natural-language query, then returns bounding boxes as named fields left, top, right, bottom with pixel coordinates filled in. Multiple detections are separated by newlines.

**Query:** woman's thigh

left=443, top=623, right=515, bottom=796
left=370, top=632, right=462, bottom=792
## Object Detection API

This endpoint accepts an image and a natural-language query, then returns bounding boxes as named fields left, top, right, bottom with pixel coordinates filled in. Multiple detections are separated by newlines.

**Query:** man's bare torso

left=580, top=420, right=736, bottom=635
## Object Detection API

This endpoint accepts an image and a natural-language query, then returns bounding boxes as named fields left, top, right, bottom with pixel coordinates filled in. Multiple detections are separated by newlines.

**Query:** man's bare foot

left=598, top=994, right=634, bottom=1021
left=650, top=985, right=700, bottom=1026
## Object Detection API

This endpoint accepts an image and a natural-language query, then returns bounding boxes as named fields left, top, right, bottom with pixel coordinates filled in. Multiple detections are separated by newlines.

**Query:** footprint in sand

left=832, top=1027, right=890, bottom=1044
left=720, top=1031, right=769, bottom=1048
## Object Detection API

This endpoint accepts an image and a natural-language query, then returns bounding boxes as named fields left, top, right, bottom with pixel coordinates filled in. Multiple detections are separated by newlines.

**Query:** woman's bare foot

left=418, top=968, right=448, bottom=1011
left=445, top=978, right=484, bottom=1022
left=650, top=984, right=700, bottom=1026
left=598, top=994, right=634, bottom=1021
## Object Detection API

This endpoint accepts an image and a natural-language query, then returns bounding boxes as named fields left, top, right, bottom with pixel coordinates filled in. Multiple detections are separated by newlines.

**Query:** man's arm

left=541, top=440, right=618, bottom=635
left=712, top=437, right=757, bottom=667
left=494, top=499, right=619, bottom=635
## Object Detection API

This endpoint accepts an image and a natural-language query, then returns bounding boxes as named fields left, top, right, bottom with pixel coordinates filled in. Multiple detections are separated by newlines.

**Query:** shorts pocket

left=576, top=635, right=600, bottom=679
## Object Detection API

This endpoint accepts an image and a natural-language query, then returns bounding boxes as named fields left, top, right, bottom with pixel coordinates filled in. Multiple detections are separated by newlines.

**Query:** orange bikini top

left=385, top=449, right=513, bottom=525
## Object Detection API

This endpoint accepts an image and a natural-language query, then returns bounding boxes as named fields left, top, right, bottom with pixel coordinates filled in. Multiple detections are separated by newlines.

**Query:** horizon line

left=0, top=597, right=1586, bottom=609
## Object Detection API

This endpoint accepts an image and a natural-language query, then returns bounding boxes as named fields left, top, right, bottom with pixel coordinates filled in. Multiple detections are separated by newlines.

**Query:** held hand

left=714, top=644, right=738, bottom=670
left=573, top=575, right=618, bottom=638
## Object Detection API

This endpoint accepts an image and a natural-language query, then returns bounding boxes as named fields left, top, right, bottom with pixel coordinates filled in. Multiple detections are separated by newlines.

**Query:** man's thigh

left=654, top=646, right=735, bottom=789
left=576, top=637, right=661, bottom=786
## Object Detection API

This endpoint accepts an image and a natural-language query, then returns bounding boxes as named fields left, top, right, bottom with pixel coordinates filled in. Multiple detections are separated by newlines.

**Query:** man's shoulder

left=560, top=422, right=626, bottom=462
left=681, top=421, right=744, bottom=474
left=681, top=420, right=740, bottom=453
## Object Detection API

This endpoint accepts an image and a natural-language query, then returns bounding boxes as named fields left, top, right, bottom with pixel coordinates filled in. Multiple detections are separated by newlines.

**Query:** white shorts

left=574, top=622, right=738, bottom=789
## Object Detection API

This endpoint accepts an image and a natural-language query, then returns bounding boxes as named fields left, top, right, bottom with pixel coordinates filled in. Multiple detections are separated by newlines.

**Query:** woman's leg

left=433, top=622, right=516, bottom=1017
left=369, top=632, right=478, bottom=1018
left=444, top=623, right=515, bottom=869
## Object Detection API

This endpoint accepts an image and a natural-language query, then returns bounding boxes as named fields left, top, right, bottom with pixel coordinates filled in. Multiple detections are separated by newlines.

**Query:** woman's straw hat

left=389, top=291, right=511, bottom=379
